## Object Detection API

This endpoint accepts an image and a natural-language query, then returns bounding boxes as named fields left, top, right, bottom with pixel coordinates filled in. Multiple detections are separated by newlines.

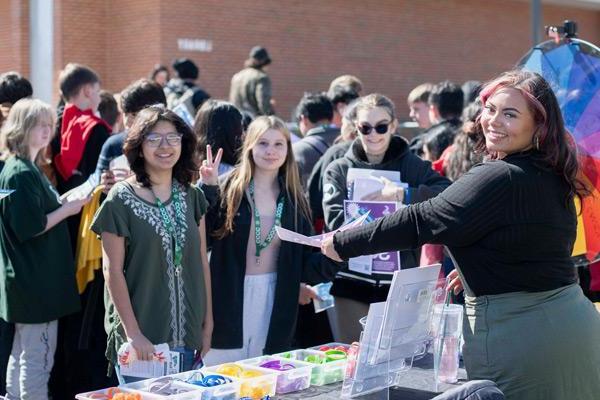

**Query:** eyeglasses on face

left=357, top=122, right=391, bottom=135
left=144, top=132, right=183, bottom=147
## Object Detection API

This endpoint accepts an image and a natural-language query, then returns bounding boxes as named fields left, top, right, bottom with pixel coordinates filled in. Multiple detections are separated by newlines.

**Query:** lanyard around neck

left=152, top=183, right=185, bottom=272
left=248, top=178, right=284, bottom=261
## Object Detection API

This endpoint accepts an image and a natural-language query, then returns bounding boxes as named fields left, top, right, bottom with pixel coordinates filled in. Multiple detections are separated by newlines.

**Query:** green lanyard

left=153, top=184, right=186, bottom=274
left=248, top=179, right=284, bottom=264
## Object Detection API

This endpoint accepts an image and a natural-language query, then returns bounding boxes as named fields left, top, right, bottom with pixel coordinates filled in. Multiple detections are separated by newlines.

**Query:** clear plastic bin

left=238, top=355, right=312, bottom=394
left=121, top=377, right=205, bottom=399
left=275, top=349, right=346, bottom=386
left=203, top=363, right=277, bottom=399
left=309, top=342, right=351, bottom=353
left=168, top=370, right=240, bottom=400
left=76, top=386, right=156, bottom=400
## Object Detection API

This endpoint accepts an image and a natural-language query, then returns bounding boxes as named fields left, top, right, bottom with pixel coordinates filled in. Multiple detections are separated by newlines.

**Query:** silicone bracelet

left=325, top=349, right=347, bottom=361
left=216, top=363, right=244, bottom=377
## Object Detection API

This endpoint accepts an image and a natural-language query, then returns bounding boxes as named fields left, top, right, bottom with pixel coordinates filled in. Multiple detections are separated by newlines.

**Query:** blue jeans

left=115, top=347, right=198, bottom=385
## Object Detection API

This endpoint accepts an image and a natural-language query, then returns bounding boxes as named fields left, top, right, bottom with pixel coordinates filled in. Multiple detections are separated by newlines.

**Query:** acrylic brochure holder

left=341, top=264, right=442, bottom=399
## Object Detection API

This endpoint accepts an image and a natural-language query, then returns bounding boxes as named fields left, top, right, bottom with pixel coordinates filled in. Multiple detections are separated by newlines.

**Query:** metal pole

left=531, top=0, right=542, bottom=45
left=29, top=0, right=54, bottom=104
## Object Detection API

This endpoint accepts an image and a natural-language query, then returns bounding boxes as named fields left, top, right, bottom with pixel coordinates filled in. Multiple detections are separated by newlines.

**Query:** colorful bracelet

left=324, top=349, right=347, bottom=362
left=259, top=360, right=295, bottom=371
left=186, top=371, right=233, bottom=387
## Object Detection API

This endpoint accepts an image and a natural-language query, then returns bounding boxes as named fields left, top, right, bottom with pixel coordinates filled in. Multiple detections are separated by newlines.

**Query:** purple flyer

left=344, top=200, right=401, bottom=274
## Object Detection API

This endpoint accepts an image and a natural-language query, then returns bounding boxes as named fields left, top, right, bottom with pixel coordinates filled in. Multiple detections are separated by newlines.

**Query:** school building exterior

left=1, top=0, right=600, bottom=119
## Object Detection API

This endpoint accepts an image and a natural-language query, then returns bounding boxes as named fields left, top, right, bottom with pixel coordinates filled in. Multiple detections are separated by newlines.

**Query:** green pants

left=463, top=284, right=600, bottom=400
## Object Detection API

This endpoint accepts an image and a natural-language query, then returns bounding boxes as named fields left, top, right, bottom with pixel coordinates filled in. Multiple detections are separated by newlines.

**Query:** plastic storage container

left=204, top=363, right=277, bottom=400
left=168, top=370, right=240, bottom=400
left=76, top=387, right=154, bottom=400
left=275, top=349, right=346, bottom=386
left=121, top=377, right=205, bottom=399
left=310, top=342, right=351, bottom=353
left=238, top=355, right=312, bottom=394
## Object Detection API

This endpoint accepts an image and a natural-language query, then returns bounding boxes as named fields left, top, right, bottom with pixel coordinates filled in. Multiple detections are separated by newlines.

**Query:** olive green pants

left=463, top=284, right=600, bottom=400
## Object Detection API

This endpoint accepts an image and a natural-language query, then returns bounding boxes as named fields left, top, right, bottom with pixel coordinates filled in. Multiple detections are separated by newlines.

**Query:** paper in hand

left=313, top=282, right=335, bottom=313
left=63, top=180, right=95, bottom=202
left=117, top=342, right=181, bottom=378
left=0, top=189, right=15, bottom=200
left=275, top=211, right=370, bottom=248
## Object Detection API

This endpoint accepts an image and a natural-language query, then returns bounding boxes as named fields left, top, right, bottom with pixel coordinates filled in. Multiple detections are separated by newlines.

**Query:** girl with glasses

left=321, top=93, right=450, bottom=344
left=91, top=105, right=213, bottom=383
left=201, top=116, right=337, bottom=364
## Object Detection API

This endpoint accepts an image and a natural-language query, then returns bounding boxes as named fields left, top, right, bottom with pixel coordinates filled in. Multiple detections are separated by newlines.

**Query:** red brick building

left=2, top=0, right=600, bottom=119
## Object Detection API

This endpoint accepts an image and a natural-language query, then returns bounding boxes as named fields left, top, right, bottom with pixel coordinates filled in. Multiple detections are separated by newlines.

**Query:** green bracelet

left=324, top=349, right=346, bottom=362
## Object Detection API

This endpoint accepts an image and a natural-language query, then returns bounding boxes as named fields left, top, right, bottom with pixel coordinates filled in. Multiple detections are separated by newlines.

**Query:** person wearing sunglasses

left=91, top=105, right=214, bottom=383
left=321, top=93, right=450, bottom=343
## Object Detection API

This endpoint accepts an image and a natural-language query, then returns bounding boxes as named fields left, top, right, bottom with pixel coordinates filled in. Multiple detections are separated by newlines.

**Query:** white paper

left=352, top=177, right=409, bottom=202
left=117, top=342, right=181, bottom=378
left=0, top=189, right=15, bottom=200
left=63, top=180, right=96, bottom=202
left=348, top=255, right=373, bottom=275
left=346, top=168, right=401, bottom=184
left=275, top=211, right=370, bottom=247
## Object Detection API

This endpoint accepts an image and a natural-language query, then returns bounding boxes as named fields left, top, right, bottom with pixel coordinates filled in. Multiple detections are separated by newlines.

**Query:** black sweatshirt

left=333, top=151, right=578, bottom=297
left=322, top=136, right=450, bottom=292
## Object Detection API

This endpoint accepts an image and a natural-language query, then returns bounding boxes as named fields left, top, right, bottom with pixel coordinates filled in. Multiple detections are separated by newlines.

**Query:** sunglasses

left=144, top=132, right=183, bottom=147
left=357, top=122, right=391, bottom=135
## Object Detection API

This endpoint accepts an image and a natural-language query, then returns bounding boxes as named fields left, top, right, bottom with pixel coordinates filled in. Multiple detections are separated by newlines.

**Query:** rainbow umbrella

left=518, top=37, right=600, bottom=265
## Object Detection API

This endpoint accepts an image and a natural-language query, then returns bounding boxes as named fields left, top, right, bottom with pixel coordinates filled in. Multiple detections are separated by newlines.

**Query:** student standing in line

left=0, top=99, right=84, bottom=400
left=91, top=105, right=213, bottom=383
left=202, top=116, right=338, bottom=364
left=321, top=93, right=450, bottom=343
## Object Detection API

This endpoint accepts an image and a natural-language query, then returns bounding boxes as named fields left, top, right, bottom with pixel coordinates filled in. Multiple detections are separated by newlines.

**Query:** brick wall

left=0, top=0, right=29, bottom=77
left=1, top=0, right=599, bottom=120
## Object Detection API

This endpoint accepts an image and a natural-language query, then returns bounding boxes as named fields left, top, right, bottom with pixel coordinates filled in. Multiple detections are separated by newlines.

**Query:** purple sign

left=344, top=200, right=401, bottom=274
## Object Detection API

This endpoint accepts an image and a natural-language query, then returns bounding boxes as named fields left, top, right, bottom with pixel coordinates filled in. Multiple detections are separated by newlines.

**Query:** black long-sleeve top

left=333, top=151, right=578, bottom=297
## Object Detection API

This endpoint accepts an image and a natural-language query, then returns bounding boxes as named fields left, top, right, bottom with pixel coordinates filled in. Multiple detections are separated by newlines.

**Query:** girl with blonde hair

left=0, top=98, right=84, bottom=399
left=202, top=116, right=337, bottom=364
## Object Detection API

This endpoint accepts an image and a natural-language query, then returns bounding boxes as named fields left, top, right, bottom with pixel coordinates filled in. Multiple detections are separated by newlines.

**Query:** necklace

left=248, top=178, right=284, bottom=265
left=152, top=183, right=186, bottom=275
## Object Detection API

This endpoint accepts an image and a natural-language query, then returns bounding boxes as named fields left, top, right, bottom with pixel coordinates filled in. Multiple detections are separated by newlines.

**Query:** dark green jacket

left=0, top=156, right=80, bottom=323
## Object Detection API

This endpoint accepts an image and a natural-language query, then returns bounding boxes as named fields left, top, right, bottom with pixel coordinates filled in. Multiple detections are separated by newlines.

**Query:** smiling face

left=357, top=107, right=396, bottom=158
left=141, top=120, right=182, bottom=173
left=480, top=88, right=536, bottom=155
left=251, top=128, right=288, bottom=173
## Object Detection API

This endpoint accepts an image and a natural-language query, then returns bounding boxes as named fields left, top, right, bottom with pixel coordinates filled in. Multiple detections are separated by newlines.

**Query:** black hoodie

left=322, top=135, right=450, bottom=301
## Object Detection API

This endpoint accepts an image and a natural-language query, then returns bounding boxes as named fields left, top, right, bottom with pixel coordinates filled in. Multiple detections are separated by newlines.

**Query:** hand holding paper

left=275, top=211, right=370, bottom=248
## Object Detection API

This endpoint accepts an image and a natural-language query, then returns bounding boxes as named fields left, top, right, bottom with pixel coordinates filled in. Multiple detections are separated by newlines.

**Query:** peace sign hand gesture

left=199, top=145, right=223, bottom=186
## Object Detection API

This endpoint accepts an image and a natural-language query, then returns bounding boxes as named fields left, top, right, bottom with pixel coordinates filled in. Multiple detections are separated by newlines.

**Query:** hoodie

left=322, top=135, right=450, bottom=301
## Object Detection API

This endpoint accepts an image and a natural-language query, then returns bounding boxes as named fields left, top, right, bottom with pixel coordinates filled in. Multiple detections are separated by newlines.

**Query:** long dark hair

left=123, top=104, right=198, bottom=187
left=445, top=101, right=484, bottom=181
left=194, top=100, right=243, bottom=166
left=475, top=70, right=589, bottom=201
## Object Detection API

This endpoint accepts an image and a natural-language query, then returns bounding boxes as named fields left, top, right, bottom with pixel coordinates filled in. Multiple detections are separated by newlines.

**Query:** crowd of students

left=0, top=44, right=598, bottom=400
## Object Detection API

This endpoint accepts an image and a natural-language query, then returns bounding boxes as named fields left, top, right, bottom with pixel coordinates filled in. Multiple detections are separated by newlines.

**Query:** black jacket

left=292, top=125, right=340, bottom=188
left=203, top=180, right=339, bottom=354
left=322, top=136, right=451, bottom=300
